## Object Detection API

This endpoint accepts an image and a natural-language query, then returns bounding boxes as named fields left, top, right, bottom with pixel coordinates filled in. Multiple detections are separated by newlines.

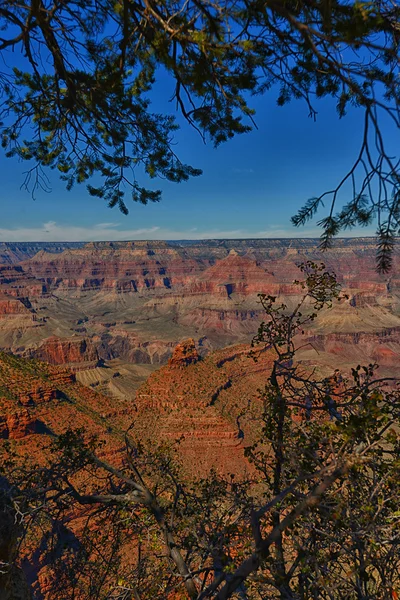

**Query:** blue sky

left=0, top=67, right=391, bottom=241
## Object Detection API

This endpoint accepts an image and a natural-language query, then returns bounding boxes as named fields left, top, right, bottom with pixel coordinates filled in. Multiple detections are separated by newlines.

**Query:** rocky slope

left=0, top=320, right=397, bottom=597
left=0, top=350, right=139, bottom=597
left=0, top=339, right=263, bottom=474
left=134, top=339, right=274, bottom=476
left=0, top=338, right=266, bottom=597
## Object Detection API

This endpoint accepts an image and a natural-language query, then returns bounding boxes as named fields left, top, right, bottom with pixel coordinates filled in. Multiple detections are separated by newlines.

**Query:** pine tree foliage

left=0, top=1, right=400, bottom=263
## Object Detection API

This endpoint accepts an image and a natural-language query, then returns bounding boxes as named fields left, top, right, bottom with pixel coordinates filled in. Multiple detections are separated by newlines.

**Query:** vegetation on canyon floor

left=2, top=263, right=400, bottom=599
left=1, top=1, right=400, bottom=266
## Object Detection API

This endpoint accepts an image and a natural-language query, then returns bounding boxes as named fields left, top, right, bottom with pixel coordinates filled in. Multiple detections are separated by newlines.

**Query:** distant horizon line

left=0, top=235, right=384, bottom=244
left=0, top=235, right=382, bottom=244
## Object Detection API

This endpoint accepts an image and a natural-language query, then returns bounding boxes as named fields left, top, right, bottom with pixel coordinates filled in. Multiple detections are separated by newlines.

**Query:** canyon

left=0, top=237, right=399, bottom=403
left=0, top=237, right=399, bottom=421
left=0, top=239, right=398, bottom=381
left=0, top=237, right=399, bottom=416
left=1, top=237, right=400, bottom=597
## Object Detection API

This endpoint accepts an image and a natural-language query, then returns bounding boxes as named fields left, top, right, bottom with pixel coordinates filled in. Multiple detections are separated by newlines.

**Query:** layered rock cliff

left=24, top=336, right=100, bottom=366
left=135, top=340, right=274, bottom=477
left=0, top=238, right=398, bottom=376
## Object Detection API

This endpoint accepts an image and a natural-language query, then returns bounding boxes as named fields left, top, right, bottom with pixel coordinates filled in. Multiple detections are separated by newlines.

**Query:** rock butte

left=168, top=337, right=200, bottom=367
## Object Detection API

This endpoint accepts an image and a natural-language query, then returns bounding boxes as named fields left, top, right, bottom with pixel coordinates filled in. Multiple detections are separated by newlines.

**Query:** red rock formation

left=0, top=351, right=134, bottom=444
left=1, top=410, right=38, bottom=439
left=19, top=237, right=393, bottom=302
left=0, top=265, right=48, bottom=298
left=25, top=336, right=99, bottom=365
left=168, top=338, right=199, bottom=367
left=0, top=295, right=32, bottom=317
left=5, top=238, right=398, bottom=302
left=21, top=241, right=207, bottom=293
left=0, top=344, right=272, bottom=597
left=192, top=249, right=279, bottom=297
left=135, top=342, right=274, bottom=477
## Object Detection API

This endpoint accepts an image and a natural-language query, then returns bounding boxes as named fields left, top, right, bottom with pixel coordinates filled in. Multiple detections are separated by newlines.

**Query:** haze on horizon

left=0, top=224, right=379, bottom=243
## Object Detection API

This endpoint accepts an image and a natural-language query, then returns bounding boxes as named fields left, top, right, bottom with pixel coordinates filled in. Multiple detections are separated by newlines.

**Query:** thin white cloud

left=0, top=222, right=376, bottom=242
left=255, top=227, right=322, bottom=238
left=94, top=222, right=120, bottom=229
left=0, top=222, right=160, bottom=242
left=231, top=168, right=255, bottom=174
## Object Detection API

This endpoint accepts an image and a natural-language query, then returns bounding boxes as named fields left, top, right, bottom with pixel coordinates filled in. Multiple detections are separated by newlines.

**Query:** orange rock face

left=1, top=409, right=38, bottom=439
left=25, top=336, right=99, bottom=365
left=0, top=295, right=31, bottom=316
left=168, top=338, right=199, bottom=367
left=0, top=343, right=273, bottom=597
left=0, top=353, right=132, bottom=445
left=135, top=342, right=274, bottom=478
